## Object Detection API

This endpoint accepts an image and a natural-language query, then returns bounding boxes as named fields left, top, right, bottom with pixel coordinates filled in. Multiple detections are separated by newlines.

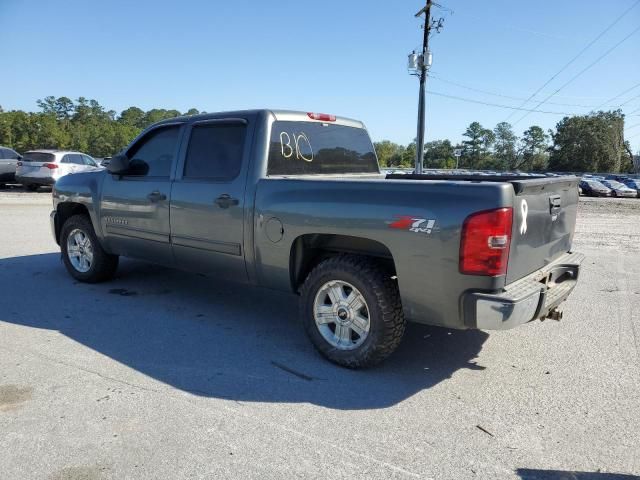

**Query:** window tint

left=0, top=149, right=6, bottom=159
left=7, top=149, right=19, bottom=160
left=184, top=123, right=246, bottom=180
left=127, top=125, right=180, bottom=177
left=268, top=121, right=379, bottom=176
left=22, top=152, right=55, bottom=163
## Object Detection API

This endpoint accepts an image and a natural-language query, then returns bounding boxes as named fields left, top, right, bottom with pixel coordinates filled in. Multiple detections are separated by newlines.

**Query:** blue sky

left=1, top=0, right=639, bottom=151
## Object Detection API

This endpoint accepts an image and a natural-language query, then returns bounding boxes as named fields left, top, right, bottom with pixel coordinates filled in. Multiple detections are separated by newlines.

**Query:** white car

left=16, top=150, right=103, bottom=191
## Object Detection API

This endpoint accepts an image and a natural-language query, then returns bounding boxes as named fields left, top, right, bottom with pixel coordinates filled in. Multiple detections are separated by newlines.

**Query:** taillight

left=307, top=112, right=336, bottom=122
left=460, top=207, right=513, bottom=276
left=17, top=161, right=22, bottom=166
left=43, top=163, right=58, bottom=169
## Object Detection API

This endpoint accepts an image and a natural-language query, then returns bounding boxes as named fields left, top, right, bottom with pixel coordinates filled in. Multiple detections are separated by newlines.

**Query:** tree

left=493, top=122, right=517, bottom=170
left=462, top=122, right=495, bottom=168
left=424, top=139, right=455, bottom=168
left=519, top=125, right=549, bottom=171
left=374, top=140, right=405, bottom=167
left=118, top=107, right=145, bottom=128
left=548, top=111, right=625, bottom=172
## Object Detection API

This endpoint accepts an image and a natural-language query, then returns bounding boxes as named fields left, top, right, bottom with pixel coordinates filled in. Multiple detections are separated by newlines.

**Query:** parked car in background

left=621, top=178, right=640, bottom=197
left=0, top=146, right=22, bottom=187
left=579, top=179, right=612, bottom=197
left=16, top=150, right=102, bottom=191
left=600, top=179, right=637, bottom=198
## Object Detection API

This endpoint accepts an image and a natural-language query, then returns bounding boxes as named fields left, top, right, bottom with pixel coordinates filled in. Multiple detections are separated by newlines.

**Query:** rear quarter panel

left=253, top=177, right=513, bottom=328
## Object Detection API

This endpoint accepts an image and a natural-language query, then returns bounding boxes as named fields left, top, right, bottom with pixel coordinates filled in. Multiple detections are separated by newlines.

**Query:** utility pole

left=414, top=0, right=432, bottom=175
left=409, top=1, right=444, bottom=174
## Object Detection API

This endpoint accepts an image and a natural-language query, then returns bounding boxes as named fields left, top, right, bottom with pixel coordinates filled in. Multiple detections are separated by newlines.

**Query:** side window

left=183, top=123, right=246, bottom=180
left=71, top=154, right=85, bottom=165
left=60, top=155, right=72, bottom=164
left=82, top=155, right=97, bottom=167
left=0, top=149, right=6, bottom=160
left=7, top=149, right=20, bottom=160
left=126, top=125, right=180, bottom=177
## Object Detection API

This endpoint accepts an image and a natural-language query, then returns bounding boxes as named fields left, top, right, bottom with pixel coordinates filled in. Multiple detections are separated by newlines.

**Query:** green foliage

left=519, top=125, right=549, bottom=171
left=424, top=139, right=455, bottom=168
left=0, top=96, right=188, bottom=158
left=0, top=98, right=630, bottom=174
left=373, top=140, right=404, bottom=167
left=548, top=111, right=626, bottom=173
left=461, top=121, right=495, bottom=169
left=493, top=122, right=517, bottom=170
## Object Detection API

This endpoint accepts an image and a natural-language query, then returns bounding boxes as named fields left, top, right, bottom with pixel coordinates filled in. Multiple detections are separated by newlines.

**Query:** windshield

left=268, top=121, right=379, bottom=175
left=22, top=152, right=55, bottom=163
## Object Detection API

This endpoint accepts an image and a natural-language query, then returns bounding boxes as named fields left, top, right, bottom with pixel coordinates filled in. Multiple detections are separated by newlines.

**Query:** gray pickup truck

left=51, top=110, right=584, bottom=368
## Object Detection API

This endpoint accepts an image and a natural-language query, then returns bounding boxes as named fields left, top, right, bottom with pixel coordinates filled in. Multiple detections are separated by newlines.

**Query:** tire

left=299, top=255, right=406, bottom=368
left=60, top=214, right=119, bottom=283
left=25, top=184, right=39, bottom=192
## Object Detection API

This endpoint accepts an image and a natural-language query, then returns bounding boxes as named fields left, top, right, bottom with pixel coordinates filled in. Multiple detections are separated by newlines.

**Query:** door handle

left=214, top=194, right=239, bottom=209
left=147, top=191, right=167, bottom=202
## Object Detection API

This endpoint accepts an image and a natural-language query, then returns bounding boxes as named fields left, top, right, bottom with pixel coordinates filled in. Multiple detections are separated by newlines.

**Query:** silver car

left=0, top=146, right=22, bottom=186
left=16, top=150, right=102, bottom=191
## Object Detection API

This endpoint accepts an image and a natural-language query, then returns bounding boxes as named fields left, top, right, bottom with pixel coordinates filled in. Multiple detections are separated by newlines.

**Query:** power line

left=626, top=122, right=640, bottom=130
left=619, top=92, right=640, bottom=108
left=512, top=24, right=640, bottom=126
left=595, top=81, right=640, bottom=109
left=628, top=105, right=640, bottom=115
left=424, top=89, right=640, bottom=115
left=503, top=0, right=640, bottom=122
left=429, top=74, right=625, bottom=109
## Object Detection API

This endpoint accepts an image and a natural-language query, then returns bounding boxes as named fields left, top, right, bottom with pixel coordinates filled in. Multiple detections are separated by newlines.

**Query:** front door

left=100, top=123, right=183, bottom=265
left=170, top=119, right=250, bottom=282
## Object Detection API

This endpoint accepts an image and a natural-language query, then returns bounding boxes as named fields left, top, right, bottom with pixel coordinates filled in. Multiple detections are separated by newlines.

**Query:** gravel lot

left=1, top=190, right=639, bottom=480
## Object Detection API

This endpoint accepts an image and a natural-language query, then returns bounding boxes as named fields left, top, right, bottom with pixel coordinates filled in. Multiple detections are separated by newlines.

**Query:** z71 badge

left=389, top=216, right=436, bottom=234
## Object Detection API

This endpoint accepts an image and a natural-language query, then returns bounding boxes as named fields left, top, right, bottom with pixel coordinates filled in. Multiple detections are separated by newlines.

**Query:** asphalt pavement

left=1, top=190, right=639, bottom=479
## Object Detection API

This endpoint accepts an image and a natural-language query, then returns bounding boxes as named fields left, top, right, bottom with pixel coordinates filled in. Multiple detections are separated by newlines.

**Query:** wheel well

left=290, top=234, right=397, bottom=292
left=54, top=202, right=90, bottom=244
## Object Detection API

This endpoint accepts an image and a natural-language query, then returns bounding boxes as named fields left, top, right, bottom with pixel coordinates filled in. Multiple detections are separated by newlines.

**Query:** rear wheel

left=60, top=214, right=118, bottom=283
left=300, top=255, right=406, bottom=368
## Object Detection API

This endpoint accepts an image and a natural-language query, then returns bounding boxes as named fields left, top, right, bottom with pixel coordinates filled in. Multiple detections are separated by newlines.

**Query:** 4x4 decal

left=389, top=216, right=436, bottom=234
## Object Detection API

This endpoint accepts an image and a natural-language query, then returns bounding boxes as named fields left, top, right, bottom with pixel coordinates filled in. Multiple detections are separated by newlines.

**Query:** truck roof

left=154, top=109, right=366, bottom=130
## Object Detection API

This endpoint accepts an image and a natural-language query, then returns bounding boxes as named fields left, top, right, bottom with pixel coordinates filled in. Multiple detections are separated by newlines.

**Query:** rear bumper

left=15, top=175, right=55, bottom=186
left=463, top=251, right=585, bottom=330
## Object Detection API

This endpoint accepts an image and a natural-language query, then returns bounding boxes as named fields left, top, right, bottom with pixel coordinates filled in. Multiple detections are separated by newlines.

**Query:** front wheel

left=300, top=255, right=406, bottom=368
left=60, top=214, right=119, bottom=283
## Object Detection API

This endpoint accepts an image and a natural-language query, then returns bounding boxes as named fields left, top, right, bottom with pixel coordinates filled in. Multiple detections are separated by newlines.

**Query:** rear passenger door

left=170, top=118, right=251, bottom=282
left=60, top=154, right=83, bottom=176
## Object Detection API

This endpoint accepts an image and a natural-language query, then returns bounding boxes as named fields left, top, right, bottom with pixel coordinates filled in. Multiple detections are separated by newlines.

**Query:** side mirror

left=107, top=154, right=130, bottom=174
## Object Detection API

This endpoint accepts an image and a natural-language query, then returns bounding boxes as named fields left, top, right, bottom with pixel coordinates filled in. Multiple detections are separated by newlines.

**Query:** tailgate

left=507, top=176, right=579, bottom=284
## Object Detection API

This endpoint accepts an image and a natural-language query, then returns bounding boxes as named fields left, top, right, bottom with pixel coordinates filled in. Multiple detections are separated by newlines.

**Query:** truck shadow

left=0, top=253, right=488, bottom=410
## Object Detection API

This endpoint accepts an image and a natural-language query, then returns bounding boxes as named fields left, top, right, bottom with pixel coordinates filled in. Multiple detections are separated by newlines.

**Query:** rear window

left=267, top=121, right=379, bottom=175
left=22, top=152, right=55, bottom=163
